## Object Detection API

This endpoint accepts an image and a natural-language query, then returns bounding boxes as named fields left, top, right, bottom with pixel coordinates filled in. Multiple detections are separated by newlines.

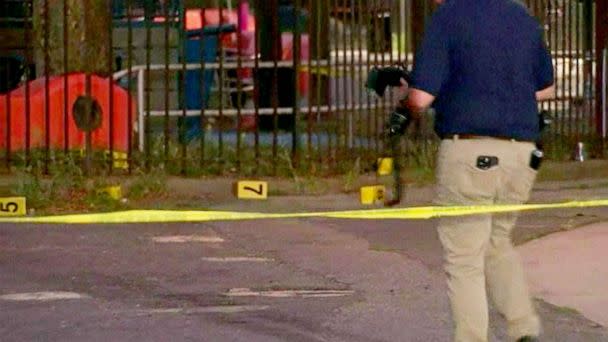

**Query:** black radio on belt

left=476, top=156, right=499, bottom=170
left=529, top=149, right=543, bottom=170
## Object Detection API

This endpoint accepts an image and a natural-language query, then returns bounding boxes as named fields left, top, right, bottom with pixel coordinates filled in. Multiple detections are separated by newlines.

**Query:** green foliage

left=10, top=154, right=84, bottom=210
left=127, top=167, right=168, bottom=200
left=11, top=164, right=51, bottom=209
left=85, top=189, right=124, bottom=212
left=281, top=150, right=323, bottom=195
left=48, top=154, right=85, bottom=198
left=9, top=152, right=125, bottom=212
left=342, top=157, right=361, bottom=193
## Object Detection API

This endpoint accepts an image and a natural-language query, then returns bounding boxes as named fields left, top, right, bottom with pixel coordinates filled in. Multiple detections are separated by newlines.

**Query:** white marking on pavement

left=152, top=235, right=224, bottom=243
left=134, top=305, right=269, bottom=315
left=201, top=257, right=273, bottom=263
left=224, top=288, right=355, bottom=298
left=0, top=292, right=89, bottom=301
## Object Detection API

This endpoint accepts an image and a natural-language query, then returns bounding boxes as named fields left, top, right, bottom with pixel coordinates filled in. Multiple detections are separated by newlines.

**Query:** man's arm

left=405, top=88, right=435, bottom=119
left=401, top=8, right=449, bottom=119
left=407, top=80, right=555, bottom=113
left=536, top=85, right=555, bottom=101
left=534, top=27, right=555, bottom=101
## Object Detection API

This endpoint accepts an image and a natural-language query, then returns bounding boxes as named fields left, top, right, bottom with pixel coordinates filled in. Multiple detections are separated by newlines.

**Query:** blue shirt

left=411, top=0, right=554, bottom=141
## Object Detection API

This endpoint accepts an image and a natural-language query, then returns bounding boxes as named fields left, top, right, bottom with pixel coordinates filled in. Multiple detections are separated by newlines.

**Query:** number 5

left=0, top=202, right=18, bottom=213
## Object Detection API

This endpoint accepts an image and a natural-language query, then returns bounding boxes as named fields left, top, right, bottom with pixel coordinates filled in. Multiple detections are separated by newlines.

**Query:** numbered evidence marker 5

left=0, top=197, right=27, bottom=216
left=234, top=181, right=268, bottom=200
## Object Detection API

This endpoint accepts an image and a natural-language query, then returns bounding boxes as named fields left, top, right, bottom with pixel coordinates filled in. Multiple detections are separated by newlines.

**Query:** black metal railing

left=0, top=0, right=605, bottom=178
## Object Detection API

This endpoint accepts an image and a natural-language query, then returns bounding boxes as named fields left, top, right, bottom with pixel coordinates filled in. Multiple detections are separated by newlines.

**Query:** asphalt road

left=2, top=181, right=608, bottom=341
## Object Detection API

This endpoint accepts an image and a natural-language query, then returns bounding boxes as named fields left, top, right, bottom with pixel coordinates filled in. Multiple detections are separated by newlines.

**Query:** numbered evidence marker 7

left=234, top=181, right=268, bottom=200
left=0, top=197, right=27, bottom=216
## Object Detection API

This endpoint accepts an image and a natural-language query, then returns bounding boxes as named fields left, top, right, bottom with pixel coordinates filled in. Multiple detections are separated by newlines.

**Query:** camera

left=366, top=65, right=413, bottom=137
left=387, top=107, right=411, bottom=137
left=366, top=65, right=412, bottom=97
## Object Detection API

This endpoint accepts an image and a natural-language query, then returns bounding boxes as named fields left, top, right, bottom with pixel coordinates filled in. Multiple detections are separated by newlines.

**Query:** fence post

left=410, top=0, right=430, bottom=53
left=255, top=0, right=281, bottom=174
left=603, top=47, right=607, bottom=141
left=582, top=0, right=593, bottom=135
left=311, top=0, right=329, bottom=159
left=596, top=0, right=608, bottom=145
left=292, top=0, right=302, bottom=166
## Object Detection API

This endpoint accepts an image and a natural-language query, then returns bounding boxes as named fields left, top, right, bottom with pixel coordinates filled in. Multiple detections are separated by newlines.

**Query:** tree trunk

left=33, top=0, right=111, bottom=76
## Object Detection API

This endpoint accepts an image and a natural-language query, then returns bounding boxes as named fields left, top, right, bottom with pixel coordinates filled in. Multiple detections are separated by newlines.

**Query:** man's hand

left=395, top=78, right=409, bottom=108
left=536, top=85, right=555, bottom=101
left=405, top=87, right=435, bottom=121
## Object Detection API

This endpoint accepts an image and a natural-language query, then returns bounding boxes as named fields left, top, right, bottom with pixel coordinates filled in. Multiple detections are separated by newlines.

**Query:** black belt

left=442, top=134, right=533, bottom=143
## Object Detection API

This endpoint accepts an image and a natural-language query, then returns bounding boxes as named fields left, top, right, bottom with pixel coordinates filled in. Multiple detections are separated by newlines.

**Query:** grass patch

left=550, top=303, right=582, bottom=316
left=342, top=157, right=362, bottom=193
left=1, top=121, right=606, bottom=214
left=6, top=152, right=170, bottom=213
left=537, top=160, right=608, bottom=182
left=127, top=167, right=168, bottom=200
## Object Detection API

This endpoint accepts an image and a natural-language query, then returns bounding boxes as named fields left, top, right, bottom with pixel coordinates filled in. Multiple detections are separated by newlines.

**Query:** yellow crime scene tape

left=0, top=199, right=607, bottom=225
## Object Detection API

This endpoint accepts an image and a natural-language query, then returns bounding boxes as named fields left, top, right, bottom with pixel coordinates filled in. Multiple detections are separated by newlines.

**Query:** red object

left=186, top=9, right=256, bottom=56
left=281, top=33, right=310, bottom=95
left=0, top=73, right=136, bottom=153
left=185, top=9, right=256, bottom=32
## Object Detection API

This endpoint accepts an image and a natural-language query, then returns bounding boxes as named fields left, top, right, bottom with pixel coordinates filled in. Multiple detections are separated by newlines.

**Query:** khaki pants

left=435, top=137, right=541, bottom=342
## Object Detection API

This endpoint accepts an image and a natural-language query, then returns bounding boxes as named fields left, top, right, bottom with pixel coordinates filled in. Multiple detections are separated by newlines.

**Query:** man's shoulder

left=443, top=0, right=535, bottom=17
left=505, top=0, right=533, bottom=11
left=432, top=0, right=459, bottom=17
left=426, top=0, right=459, bottom=27
left=500, top=0, right=543, bottom=33
left=503, top=0, right=537, bottom=19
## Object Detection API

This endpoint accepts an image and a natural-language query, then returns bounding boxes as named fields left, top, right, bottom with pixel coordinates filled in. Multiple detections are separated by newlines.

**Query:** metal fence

left=526, top=0, right=605, bottom=158
left=0, top=0, right=605, bottom=177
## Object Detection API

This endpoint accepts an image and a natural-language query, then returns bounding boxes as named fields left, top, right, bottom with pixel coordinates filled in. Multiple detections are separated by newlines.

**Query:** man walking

left=405, top=0, right=555, bottom=341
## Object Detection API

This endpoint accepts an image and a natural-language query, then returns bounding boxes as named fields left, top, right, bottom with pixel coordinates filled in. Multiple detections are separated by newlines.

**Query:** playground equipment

left=0, top=73, right=136, bottom=153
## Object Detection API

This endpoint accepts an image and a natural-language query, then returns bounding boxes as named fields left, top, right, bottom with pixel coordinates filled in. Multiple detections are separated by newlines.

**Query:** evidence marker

left=360, top=185, right=385, bottom=205
left=0, top=197, right=26, bottom=216
left=234, top=181, right=268, bottom=200
left=97, top=185, right=122, bottom=200
left=376, top=158, right=394, bottom=176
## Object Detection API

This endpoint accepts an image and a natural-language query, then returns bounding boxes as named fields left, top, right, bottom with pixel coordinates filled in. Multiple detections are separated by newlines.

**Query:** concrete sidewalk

left=519, top=222, right=608, bottom=328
